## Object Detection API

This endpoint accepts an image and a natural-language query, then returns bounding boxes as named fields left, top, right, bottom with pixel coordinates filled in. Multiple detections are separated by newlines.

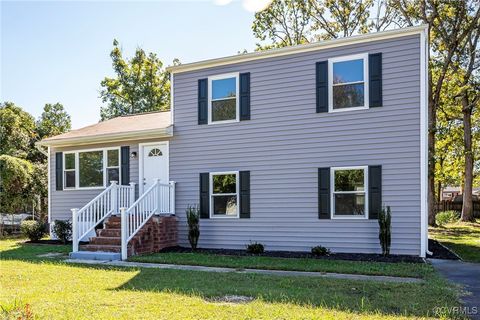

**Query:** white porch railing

left=120, top=179, right=176, bottom=260
left=71, top=181, right=136, bottom=252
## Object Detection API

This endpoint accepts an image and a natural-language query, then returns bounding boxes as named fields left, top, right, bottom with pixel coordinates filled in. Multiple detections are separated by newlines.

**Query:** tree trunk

left=461, top=96, right=474, bottom=222
left=428, top=93, right=437, bottom=225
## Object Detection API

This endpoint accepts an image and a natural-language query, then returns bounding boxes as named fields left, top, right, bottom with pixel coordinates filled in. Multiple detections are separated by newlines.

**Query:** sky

left=1, top=0, right=258, bottom=129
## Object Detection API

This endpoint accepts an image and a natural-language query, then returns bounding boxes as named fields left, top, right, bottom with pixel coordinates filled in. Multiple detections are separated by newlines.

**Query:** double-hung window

left=210, top=172, right=239, bottom=218
left=331, top=166, right=368, bottom=218
left=63, top=147, right=121, bottom=189
left=329, top=54, right=368, bottom=111
left=208, top=73, right=239, bottom=124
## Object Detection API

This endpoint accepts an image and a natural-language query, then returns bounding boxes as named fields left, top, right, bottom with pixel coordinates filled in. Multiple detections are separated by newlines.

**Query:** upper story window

left=329, top=54, right=368, bottom=112
left=63, top=147, right=121, bottom=190
left=331, top=166, right=368, bottom=218
left=208, top=73, right=239, bottom=124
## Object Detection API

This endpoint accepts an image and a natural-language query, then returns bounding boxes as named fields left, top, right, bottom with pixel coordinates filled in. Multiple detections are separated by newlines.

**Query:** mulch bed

left=160, top=246, right=425, bottom=263
left=427, top=239, right=459, bottom=260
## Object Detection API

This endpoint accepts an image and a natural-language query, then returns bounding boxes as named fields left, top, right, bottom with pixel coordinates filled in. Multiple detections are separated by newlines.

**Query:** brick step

left=97, top=228, right=121, bottom=237
left=89, top=236, right=121, bottom=246
left=80, top=244, right=122, bottom=253
left=104, top=222, right=121, bottom=229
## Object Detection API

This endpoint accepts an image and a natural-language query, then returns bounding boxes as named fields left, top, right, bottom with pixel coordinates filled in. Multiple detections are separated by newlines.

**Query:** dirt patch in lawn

left=427, top=239, right=460, bottom=260
left=160, top=246, right=424, bottom=263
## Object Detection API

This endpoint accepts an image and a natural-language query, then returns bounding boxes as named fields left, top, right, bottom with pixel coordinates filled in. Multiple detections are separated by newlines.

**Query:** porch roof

left=37, top=111, right=172, bottom=147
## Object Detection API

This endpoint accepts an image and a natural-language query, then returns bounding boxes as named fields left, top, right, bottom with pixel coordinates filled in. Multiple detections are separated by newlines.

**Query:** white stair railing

left=120, top=179, right=176, bottom=260
left=71, top=181, right=136, bottom=252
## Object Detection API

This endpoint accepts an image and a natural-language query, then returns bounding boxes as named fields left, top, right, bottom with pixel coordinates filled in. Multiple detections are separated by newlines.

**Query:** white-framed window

left=208, top=73, right=239, bottom=124
left=209, top=171, right=239, bottom=218
left=63, top=153, right=76, bottom=189
left=328, top=53, right=369, bottom=112
left=331, top=166, right=368, bottom=219
left=62, top=147, right=121, bottom=190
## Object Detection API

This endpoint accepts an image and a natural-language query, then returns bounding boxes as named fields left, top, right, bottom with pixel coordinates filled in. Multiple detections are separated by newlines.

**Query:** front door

left=141, top=143, right=169, bottom=193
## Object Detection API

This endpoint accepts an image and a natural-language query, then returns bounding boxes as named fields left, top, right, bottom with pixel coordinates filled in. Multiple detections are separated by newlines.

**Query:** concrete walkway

left=430, top=259, right=480, bottom=320
left=65, top=258, right=424, bottom=283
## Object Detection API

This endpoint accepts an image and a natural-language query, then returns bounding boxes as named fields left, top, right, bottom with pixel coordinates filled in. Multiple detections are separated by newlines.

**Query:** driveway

left=430, top=259, right=480, bottom=320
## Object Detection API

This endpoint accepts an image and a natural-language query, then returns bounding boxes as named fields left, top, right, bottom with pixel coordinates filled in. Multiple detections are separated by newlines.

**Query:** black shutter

left=368, top=165, right=382, bottom=219
left=369, top=53, right=382, bottom=107
left=318, top=167, right=330, bottom=219
left=121, top=146, right=130, bottom=185
left=316, top=61, right=328, bottom=113
left=239, top=171, right=250, bottom=218
left=199, top=173, right=210, bottom=219
left=240, top=73, right=251, bottom=120
left=198, top=79, right=208, bottom=124
left=55, top=152, right=63, bottom=191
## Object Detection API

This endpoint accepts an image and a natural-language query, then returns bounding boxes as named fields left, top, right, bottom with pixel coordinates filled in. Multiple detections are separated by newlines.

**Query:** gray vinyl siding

left=49, top=138, right=167, bottom=221
left=171, top=34, right=422, bottom=255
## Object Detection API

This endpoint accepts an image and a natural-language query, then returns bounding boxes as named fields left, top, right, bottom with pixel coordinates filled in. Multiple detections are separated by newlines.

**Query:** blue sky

left=1, top=1, right=256, bottom=128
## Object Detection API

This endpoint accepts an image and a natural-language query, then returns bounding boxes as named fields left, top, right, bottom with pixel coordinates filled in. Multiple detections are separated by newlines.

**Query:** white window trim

left=328, top=53, right=369, bottom=113
left=207, top=73, right=240, bottom=125
left=209, top=171, right=239, bottom=219
left=62, top=147, right=121, bottom=190
left=330, top=166, right=369, bottom=219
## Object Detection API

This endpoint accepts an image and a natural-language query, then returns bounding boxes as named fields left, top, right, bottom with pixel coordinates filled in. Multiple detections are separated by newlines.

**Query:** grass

left=0, top=237, right=465, bottom=319
left=430, top=219, right=480, bottom=263
left=129, top=251, right=431, bottom=278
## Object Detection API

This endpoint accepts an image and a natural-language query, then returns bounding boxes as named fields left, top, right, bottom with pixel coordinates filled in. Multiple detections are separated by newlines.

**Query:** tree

left=100, top=39, right=172, bottom=120
left=0, top=155, right=34, bottom=216
left=0, top=102, right=36, bottom=160
left=393, top=0, right=480, bottom=224
left=36, top=103, right=71, bottom=139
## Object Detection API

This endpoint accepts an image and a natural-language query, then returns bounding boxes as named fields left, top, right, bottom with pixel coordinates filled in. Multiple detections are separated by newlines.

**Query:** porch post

left=110, top=181, right=118, bottom=214
left=155, top=178, right=161, bottom=214
left=169, top=181, right=176, bottom=215
left=120, top=207, right=127, bottom=260
left=129, top=182, right=136, bottom=206
left=71, top=208, right=79, bottom=252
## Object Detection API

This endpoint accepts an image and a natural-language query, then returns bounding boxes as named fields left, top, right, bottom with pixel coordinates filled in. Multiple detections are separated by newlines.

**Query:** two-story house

left=38, top=25, right=429, bottom=260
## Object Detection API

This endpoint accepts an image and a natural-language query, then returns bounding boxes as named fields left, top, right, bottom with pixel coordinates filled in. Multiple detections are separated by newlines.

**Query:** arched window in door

left=148, top=148, right=163, bottom=157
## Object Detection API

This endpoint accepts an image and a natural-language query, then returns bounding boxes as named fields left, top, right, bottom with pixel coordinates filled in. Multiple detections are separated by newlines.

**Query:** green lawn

left=0, top=238, right=464, bottom=319
left=430, top=220, right=480, bottom=263
left=129, top=251, right=430, bottom=278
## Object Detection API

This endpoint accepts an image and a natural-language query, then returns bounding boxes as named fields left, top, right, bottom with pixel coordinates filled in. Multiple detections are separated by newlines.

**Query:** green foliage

left=36, top=103, right=71, bottom=139
left=435, top=211, right=460, bottom=227
left=311, top=245, right=330, bottom=256
left=378, top=206, right=391, bottom=256
left=53, top=220, right=72, bottom=244
left=246, top=242, right=265, bottom=254
left=0, top=102, right=36, bottom=160
left=20, top=220, right=46, bottom=241
left=0, top=155, right=34, bottom=214
left=186, top=205, right=200, bottom=250
left=100, top=40, right=177, bottom=120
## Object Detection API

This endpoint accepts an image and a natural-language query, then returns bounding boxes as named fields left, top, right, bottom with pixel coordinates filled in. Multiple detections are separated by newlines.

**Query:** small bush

left=186, top=205, right=200, bottom=250
left=53, top=220, right=72, bottom=244
left=246, top=242, right=264, bottom=254
left=311, top=245, right=330, bottom=256
left=379, top=206, right=392, bottom=256
left=436, top=210, right=460, bottom=227
left=20, top=220, right=46, bottom=241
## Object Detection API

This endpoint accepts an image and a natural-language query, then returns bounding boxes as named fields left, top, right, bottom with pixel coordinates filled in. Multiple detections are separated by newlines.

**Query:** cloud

left=242, top=0, right=273, bottom=12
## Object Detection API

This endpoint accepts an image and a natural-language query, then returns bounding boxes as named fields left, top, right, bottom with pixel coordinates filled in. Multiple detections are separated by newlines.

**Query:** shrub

left=311, top=245, right=330, bottom=256
left=246, top=242, right=264, bottom=254
left=20, top=220, right=45, bottom=241
left=436, top=210, right=460, bottom=227
left=53, top=220, right=72, bottom=244
left=378, top=206, right=391, bottom=256
left=186, top=205, right=200, bottom=250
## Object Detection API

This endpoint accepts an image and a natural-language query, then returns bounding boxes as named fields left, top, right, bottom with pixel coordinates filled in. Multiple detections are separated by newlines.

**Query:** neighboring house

left=38, top=25, right=429, bottom=259
left=441, top=187, right=480, bottom=202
